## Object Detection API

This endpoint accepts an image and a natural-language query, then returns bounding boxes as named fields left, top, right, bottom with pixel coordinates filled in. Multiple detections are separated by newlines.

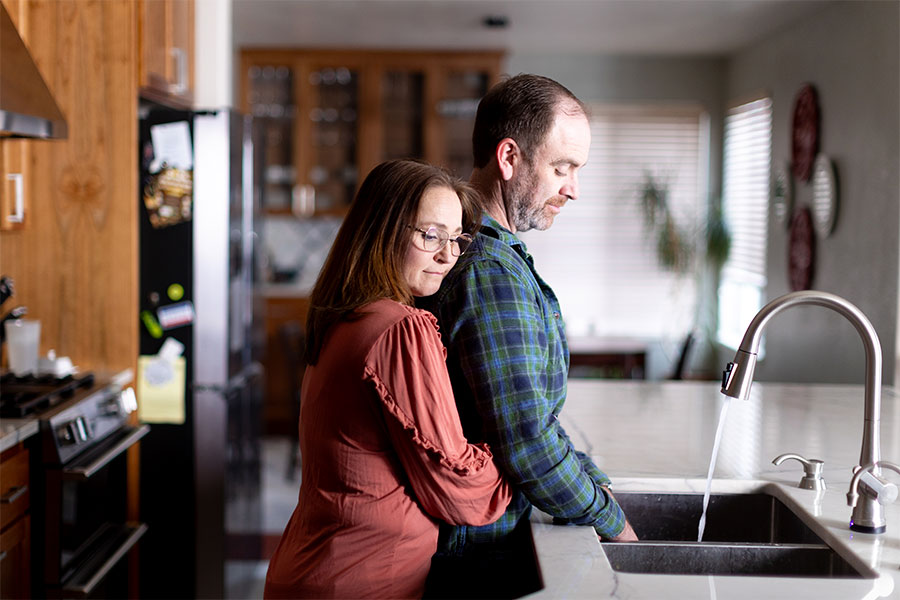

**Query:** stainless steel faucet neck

left=720, top=290, right=886, bottom=532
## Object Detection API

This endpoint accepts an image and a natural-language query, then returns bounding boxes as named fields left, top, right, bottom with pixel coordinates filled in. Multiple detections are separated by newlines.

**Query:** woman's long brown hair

left=305, top=159, right=480, bottom=365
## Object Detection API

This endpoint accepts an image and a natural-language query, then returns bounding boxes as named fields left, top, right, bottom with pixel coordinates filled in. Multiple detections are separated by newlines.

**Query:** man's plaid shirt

left=422, top=214, right=626, bottom=554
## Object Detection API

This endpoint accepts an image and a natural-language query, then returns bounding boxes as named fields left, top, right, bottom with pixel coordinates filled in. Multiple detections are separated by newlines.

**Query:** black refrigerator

left=137, top=103, right=264, bottom=598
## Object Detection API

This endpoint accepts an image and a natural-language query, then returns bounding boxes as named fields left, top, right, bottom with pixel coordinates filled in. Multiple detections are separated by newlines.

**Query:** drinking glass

left=5, top=319, right=40, bottom=376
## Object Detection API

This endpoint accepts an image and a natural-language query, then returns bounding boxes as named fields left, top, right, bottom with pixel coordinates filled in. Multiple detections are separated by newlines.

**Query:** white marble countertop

left=0, top=416, right=39, bottom=453
left=527, top=380, right=900, bottom=599
left=254, top=283, right=312, bottom=298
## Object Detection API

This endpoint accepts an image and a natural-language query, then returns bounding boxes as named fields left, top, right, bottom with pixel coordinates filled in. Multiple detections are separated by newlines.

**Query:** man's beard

left=502, top=164, right=551, bottom=233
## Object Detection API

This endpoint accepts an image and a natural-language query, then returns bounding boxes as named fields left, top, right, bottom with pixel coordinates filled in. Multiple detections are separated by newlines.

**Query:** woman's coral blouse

left=264, top=299, right=511, bottom=599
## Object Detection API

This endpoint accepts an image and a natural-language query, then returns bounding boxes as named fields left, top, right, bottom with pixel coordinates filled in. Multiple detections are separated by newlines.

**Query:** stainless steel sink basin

left=613, top=491, right=820, bottom=543
left=601, top=541, right=862, bottom=577
left=601, top=491, right=868, bottom=578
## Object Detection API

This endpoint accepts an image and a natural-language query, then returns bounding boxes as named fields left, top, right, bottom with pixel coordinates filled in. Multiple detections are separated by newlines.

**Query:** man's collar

left=481, top=213, right=529, bottom=255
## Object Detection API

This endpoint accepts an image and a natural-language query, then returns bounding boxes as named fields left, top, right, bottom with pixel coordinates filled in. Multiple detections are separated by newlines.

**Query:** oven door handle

left=61, top=523, right=148, bottom=598
left=62, top=424, right=151, bottom=480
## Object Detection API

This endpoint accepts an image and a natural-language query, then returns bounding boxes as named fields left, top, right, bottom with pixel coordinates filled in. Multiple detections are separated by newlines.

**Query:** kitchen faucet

left=720, top=290, right=893, bottom=533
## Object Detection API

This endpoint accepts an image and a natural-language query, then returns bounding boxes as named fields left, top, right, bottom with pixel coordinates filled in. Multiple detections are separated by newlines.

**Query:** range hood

left=0, top=3, right=67, bottom=139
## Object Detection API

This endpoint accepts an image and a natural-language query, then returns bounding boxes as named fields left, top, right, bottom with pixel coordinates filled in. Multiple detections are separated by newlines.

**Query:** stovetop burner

left=0, top=372, right=95, bottom=418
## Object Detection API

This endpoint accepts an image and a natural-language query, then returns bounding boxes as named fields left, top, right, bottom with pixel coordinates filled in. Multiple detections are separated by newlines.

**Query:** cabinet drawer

left=0, top=445, right=29, bottom=530
left=0, top=514, right=31, bottom=599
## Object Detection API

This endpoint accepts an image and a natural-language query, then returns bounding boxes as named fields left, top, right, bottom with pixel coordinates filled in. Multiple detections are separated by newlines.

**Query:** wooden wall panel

left=0, top=0, right=138, bottom=374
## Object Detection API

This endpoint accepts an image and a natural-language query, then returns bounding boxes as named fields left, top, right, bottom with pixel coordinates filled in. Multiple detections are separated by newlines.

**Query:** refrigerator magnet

left=143, top=167, right=193, bottom=228
left=157, top=300, right=195, bottom=330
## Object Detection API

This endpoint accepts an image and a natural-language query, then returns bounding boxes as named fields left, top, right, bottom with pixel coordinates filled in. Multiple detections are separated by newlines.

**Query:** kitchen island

left=527, top=380, right=900, bottom=599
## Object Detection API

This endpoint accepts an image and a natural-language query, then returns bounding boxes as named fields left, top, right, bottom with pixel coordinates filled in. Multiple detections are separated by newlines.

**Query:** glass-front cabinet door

left=246, top=63, right=295, bottom=213
left=240, top=51, right=502, bottom=217
left=382, top=70, right=424, bottom=162
left=436, top=69, right=492, bottom=179
left=301, top=63, right=362, bottom=214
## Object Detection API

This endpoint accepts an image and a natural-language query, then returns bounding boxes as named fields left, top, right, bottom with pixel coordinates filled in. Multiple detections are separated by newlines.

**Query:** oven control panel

left=59, top=415, right=93, bottom=445
left=43, top=382, right=133, bottom=465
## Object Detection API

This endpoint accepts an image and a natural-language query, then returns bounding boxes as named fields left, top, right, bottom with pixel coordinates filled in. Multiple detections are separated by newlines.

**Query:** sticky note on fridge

left=137, top=354, right=185, bottom=424
left=149, top=121, right=193, bottom=171
left=157, top=301, right=194, bottom=330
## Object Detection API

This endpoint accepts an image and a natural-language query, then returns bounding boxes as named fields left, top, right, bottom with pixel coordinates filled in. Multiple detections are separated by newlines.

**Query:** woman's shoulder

left=363, top=299, right=439, bottom=332
left=361, top=299, right=445, bottom=366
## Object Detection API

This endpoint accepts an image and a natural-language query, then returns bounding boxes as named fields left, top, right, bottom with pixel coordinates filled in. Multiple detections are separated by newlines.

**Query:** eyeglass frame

left=407, top=225, right=474, bottom=256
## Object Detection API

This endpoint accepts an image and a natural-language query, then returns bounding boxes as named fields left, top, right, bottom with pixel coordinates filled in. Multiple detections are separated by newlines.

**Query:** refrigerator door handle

left=193, top=362, right=263, bottom=396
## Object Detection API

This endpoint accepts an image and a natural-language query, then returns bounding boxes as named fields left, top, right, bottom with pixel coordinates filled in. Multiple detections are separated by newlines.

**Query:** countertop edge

left=0, top=368, right=135, bottom=454
left=0, top=418, right=39, bottom=453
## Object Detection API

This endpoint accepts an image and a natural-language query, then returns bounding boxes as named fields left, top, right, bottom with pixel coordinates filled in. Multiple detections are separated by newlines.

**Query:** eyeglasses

left=408, top=226, right=474, bottom=256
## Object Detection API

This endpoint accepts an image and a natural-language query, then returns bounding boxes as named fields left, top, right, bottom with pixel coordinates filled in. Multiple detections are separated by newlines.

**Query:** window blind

left=717, top=97, right=773, bottom=349
left=521, top=104, right=707, bottom=341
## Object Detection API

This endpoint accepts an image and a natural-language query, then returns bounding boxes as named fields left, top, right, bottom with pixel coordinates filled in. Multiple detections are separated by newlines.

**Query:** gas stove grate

left=0, top=372, right=95, bottom=418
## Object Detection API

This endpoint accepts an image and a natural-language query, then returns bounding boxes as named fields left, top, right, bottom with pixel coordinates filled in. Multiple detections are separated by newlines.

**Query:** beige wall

left=508, top=1, right=899, bottom=384
left=725, top=0, right=899, bottom=385
left=195, top=0, right=233, bottom=108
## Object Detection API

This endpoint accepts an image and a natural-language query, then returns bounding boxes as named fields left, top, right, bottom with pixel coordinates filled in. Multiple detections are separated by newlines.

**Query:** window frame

left=716, top=95, right=773, bottom=350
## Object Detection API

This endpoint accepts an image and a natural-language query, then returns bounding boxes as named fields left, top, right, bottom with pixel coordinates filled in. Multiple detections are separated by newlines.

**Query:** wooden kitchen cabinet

left=139, top=0, right=194, bottom=107
left=0, top=1, right=142, bottom=583
left=0, top=0, right=139, bottom=380
left=0, top=140, right=29, bottom=231
left=0, top=443, right=31, bottom=599
left=261, top=294, right=310, bottom=436
left=239, top=50, right=503, bottom=216
left=1, top=1, right=30, bottom=232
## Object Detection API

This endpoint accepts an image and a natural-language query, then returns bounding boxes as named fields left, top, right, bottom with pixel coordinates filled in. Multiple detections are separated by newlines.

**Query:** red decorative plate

left=791, top=84, right=819, bottom=182
left=788, top=206, right=816, bottom=291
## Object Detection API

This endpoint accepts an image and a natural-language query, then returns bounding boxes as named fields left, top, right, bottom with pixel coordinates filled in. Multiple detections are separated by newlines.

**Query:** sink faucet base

left=849, top=523, right=886, bottom=534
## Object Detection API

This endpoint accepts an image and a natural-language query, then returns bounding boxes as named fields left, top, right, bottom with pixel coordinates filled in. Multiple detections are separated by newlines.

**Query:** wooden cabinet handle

left=170, top=47, right=187, bottom=95
left=6, top=173, right=23, bottom=224
left=0, top=485, right=27, bottom=504
left=292, top=184, right=315, bottom=217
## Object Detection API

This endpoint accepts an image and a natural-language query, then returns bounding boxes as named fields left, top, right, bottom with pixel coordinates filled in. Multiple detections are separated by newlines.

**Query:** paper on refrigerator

left=137, top=337, right=186, bottom=424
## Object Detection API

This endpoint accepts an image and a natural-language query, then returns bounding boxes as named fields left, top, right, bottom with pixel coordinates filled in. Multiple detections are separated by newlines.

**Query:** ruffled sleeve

left=364, top=309, right=511, bottom=526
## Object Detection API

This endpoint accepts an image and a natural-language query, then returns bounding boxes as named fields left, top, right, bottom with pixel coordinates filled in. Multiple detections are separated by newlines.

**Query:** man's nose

left=562, top=174, right=579, bottom=201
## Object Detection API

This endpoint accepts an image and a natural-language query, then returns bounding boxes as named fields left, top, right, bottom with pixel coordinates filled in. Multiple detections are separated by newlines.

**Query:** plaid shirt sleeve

left=432, top=237, right=625, bottom=542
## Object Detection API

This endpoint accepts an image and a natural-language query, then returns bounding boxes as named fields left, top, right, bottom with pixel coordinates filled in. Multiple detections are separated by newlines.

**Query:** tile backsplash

left=259, top=215, right=342, bottom=293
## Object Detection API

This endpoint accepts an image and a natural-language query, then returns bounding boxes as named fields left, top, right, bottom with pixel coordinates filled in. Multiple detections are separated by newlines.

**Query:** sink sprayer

left=720, top=290, right=896, bottom=533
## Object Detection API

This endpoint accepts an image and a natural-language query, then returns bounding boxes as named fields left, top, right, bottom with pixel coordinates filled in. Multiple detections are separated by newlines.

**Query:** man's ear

left=495, top=138, right=519, bottom=182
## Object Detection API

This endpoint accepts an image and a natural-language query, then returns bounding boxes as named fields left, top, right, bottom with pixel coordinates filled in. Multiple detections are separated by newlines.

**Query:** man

left=422, top=73, right=636, bottom=597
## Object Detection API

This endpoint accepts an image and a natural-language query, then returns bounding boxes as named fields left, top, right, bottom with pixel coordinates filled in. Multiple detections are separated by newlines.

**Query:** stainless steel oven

left=2, top=371, right=148, bottom=598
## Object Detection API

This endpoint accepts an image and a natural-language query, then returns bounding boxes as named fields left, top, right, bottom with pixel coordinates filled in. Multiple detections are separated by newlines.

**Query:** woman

left=264, top=159, right=512, bottom=599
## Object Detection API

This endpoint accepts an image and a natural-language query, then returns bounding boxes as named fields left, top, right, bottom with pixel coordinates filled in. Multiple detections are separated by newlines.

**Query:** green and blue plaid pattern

left=423, top=215, right=626, bottom=554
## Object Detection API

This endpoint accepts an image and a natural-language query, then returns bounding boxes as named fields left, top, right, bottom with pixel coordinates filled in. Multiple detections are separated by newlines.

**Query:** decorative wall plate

left=788, top=206, right=816, bottom=291
left=811, top=154, right=837, bottom=237
left=772, top=162, right=793, bottom=228
left=791, top=84, right=819, bottom=182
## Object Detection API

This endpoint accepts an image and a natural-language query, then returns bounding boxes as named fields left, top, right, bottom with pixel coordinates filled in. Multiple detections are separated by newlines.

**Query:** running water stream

left=697, top=397, right=732, bottom=542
